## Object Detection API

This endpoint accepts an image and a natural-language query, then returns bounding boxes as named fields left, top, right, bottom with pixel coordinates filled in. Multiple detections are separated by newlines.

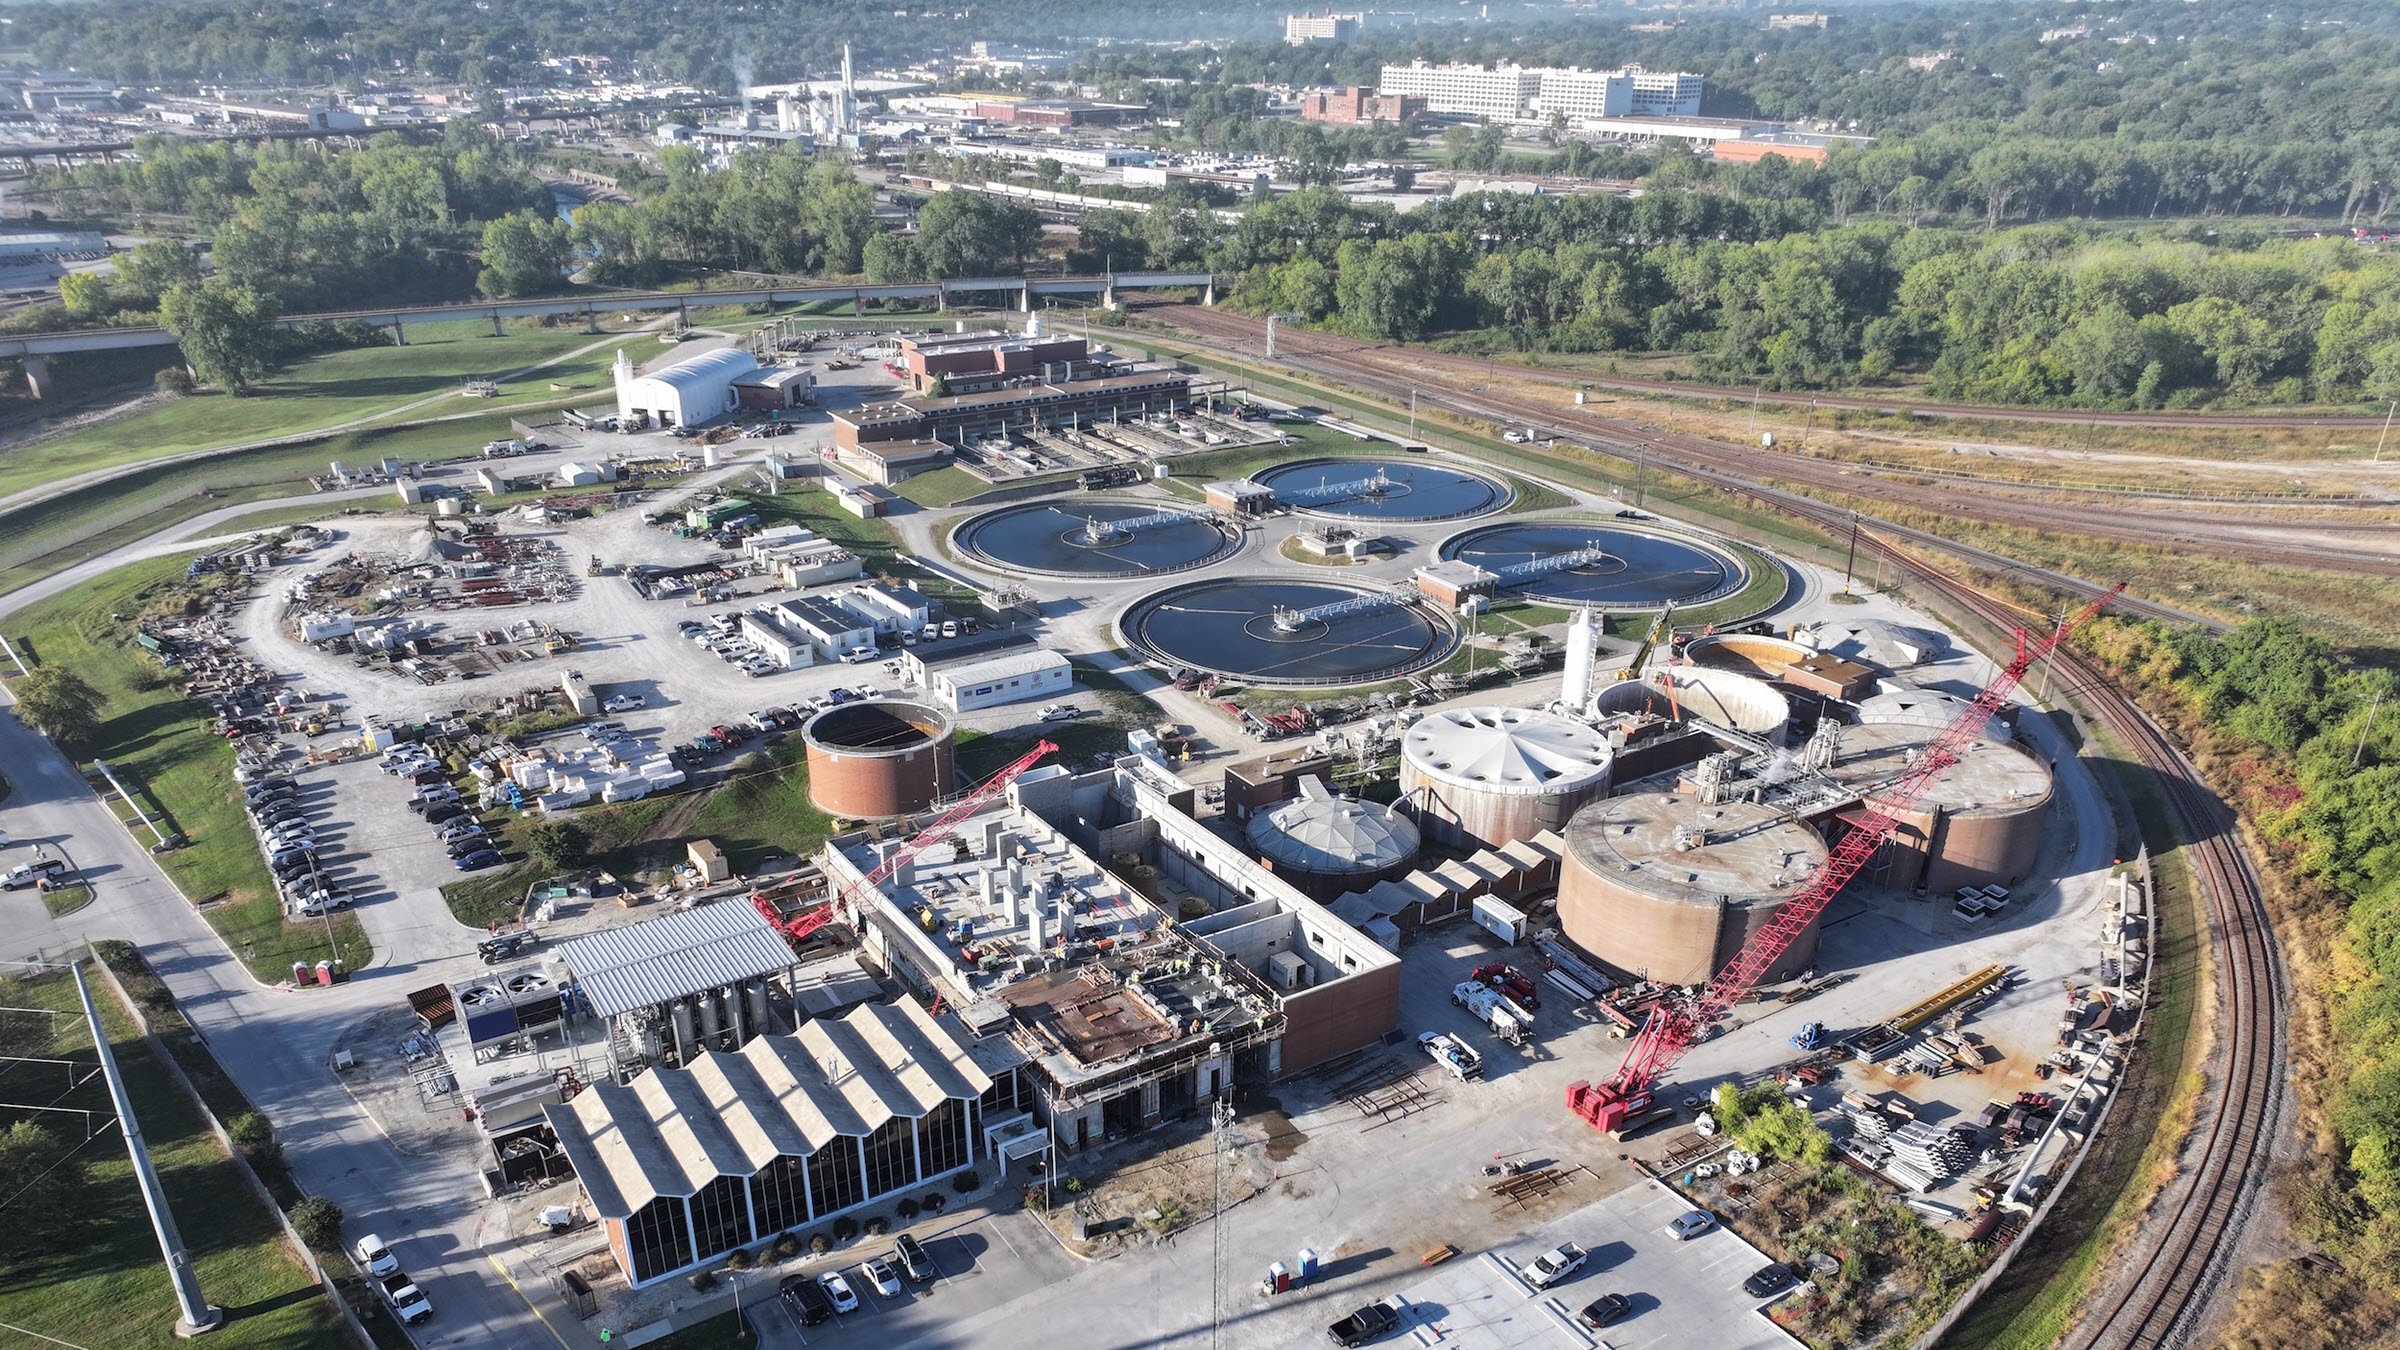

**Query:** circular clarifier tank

left=1255, top=457, right=1509, bottom=522
left=1122, top=575, right=1457, bottom=686
left=1439, top=521, right=1749, bottom=608
left=954, top=499, right=1243, bottom=579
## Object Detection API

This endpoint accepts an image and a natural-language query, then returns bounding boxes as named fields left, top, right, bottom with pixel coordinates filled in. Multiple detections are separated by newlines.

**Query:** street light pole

left=2375, top=398, right=2398, bottom=464
left=1841, top=511, right=1860, bottom=596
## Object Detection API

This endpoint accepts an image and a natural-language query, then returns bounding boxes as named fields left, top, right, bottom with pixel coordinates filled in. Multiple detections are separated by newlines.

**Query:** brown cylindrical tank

left=1398, top=706, right=1613, bottom=852
left=803, top=699, right=955, bottom=819
left=1818, top=721, right=2052, bottom=895
left=1683, top=633, right=1815, bottom=681
left=1558, top=792, right=1830, bottom=986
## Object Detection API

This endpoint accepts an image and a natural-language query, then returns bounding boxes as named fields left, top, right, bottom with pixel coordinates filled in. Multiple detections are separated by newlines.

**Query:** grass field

left=0, top=962, right=346, bottom=1350
left=6, top=319, right=622, bottom=500
left=4, top=556, right=369, bottom=981
left=0, top=411, right=531, bottom=596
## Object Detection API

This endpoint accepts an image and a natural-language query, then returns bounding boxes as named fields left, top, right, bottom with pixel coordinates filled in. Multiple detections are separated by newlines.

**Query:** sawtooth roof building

left=547, top=997, right=996, bottom=1287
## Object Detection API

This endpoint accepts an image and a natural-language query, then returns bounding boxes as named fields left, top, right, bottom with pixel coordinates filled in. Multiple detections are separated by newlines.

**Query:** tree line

left=1187, top=185, right=2400, bottom=408
left=2082, top=617, right=2400, bottom=1305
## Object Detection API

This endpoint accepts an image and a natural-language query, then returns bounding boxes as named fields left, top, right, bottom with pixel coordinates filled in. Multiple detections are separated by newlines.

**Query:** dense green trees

left=2090, top=618, right=2400, bottom=1284
left=157, top=281, right=281, bottom=394
left=476, top=210, right=575, bottom=297
left=1227, top=187, right=2400, bottom=407
left=912, top=191, right=1042, bottom=279
left=571, top=148, right=878, bottom=285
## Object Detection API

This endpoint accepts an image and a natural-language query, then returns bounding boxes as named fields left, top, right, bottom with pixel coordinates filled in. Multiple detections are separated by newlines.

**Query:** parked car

left=1666, top=1210, right=1717, bottom=1241
left=940, top=620, right=959, bottom=638
left=892, top=1234, right=935, bottom=1282
left=447, top=835, right=495, bottom=859
left=376, top=1271, right=432, bottom=1325
left=477, top=932, right=531, bottom=965
left=602, top=693, right=647, bottom=712
left=859, top=1255, right=902, bottom=1299
left=1, top=858, right=70, bottom=890
left=453, top=849, right=504, bottom=872
left=293, top=889, right=356, bottom=916
left=436, top=817, right=486, bottom=842
left=841, top=645, right=879, bottom=664
left=780, top=1274, right=835, bottom=1325
left=818, top=1271, right=860, bottom=1314
left=1577, top=1294, right=1631, bottom=1329
left=424, top=803, right=468, bottom=826
left=1524, top=1242, right=1588, bottom=1290
left=1328, top=1301, right=1401, bottom=1347
left=1039, top=704, right=1085, bottom=721
left=354, top=1233, right=399, bottom=1277
left=1743, top=1263, right=1797, bottom=1298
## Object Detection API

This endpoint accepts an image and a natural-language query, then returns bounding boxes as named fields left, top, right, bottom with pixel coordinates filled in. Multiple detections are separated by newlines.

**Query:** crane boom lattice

left=754, top=739, right=1059, bottom=944
left=1567, top=585, right=2122, bottom=1134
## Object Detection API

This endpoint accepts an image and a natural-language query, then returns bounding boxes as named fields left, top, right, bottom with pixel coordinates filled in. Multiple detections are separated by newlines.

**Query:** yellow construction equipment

left=1614, top=602, right=1676, bottom=681
left=1887, top=964, right=2009, bottom=1035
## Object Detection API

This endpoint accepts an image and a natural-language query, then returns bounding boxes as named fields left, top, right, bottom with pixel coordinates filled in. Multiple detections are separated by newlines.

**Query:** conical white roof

left=1402, top=706, right=1612, bottom=795
left=1247, top=777, right=1421, bottom=874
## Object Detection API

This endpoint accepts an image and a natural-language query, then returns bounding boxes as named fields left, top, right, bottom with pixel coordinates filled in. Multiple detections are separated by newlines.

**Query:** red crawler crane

left=753, top=739, right=1061, bottom=945
left=1566, top=586, right=2121, bottom=1134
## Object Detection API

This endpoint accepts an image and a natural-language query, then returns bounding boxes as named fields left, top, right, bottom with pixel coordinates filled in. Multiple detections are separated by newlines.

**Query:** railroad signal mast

left=1567, top=586, right=2123, bottom=1135
left=753, top=739, right=1061, bottom=945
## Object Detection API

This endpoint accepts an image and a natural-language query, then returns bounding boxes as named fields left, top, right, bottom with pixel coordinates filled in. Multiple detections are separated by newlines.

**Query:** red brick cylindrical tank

left=803, top=699, right=955, bottom=819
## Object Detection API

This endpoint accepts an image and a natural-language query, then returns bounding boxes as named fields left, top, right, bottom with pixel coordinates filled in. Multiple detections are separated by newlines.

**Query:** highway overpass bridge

left=0, top=272, right=1217, bottom=396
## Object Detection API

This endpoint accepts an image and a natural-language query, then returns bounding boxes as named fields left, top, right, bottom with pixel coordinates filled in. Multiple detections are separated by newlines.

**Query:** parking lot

left=735, top=1211, right=1076, bottom=1348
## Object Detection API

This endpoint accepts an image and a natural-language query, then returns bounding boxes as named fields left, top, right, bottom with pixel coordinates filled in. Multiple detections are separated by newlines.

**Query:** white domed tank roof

left=1855, top=689, right=2009, bottom=741
left=1246, top=777, right=1421, bottom=876
left=1401, top=705, right=1613, bottom=795
left=1590, top=666, right=1790, bottom=741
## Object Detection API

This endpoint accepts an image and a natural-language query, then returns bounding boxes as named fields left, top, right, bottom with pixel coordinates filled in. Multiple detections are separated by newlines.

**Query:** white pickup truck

left=1418, top=1031, right=1483, bottom=1082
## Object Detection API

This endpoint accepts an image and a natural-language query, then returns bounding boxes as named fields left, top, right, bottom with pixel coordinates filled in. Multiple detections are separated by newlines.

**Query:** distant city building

left=1378, top=62, right=1702, bottom=123
left=1906, top=50, right=1957, bottom=71
left=1285, top=10, right=1364, bottom=45
left=1767, top=12, right=1836, bottom=29
left=1300, top=86, right=1427, bottom=125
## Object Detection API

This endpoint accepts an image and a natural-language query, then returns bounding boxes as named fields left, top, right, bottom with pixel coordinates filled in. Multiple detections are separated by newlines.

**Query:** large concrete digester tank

left=803, top=699, right=956, bottom=819
left=1558, top=793, right=1830, bottom=986
left=1683, top=633, right=1816, bottom=681
left=1245, top=777, right=1423, bottom=900
left=1589, top=666, right=1790, bottom=743
left=1819, top=721, right=2051, bottom=895
left=1399, top=706, right=1613, bottom=851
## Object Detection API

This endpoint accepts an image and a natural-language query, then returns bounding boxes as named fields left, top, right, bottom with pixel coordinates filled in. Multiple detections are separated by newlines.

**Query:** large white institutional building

left=1377, top=62, right=1703, bottom=123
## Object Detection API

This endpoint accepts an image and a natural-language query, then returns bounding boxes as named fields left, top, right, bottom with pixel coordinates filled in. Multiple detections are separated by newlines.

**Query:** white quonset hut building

left=614, top=347, right=761, bottom=428
left=547, top=997, right=993, bottom=1288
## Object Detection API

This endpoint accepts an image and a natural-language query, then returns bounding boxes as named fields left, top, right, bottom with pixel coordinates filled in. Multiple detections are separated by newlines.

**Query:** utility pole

left=1840, top=511, right=1860, bottom=596
left=2375, top=398, right=2398, bottom=464
left=1409, top=387, right=1418, bottom=440
left=75, top=961, right=220, bottom=1336
left=1798, top=396, right=1818, bottom=451
left=1210, top=1094, right=1234, bottom=1350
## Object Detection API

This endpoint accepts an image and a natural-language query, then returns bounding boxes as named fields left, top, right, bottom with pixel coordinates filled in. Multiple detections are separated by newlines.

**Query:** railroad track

left=1158, top=308, right=2285, bottom=1345
left=1149, top=306, right=2400, bottom=579
left=1771, top=491, right=2284, bottom=1350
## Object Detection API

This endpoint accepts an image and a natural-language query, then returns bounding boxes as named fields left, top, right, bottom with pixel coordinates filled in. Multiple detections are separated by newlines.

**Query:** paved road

left=0, top=688, right=552, bottom=1347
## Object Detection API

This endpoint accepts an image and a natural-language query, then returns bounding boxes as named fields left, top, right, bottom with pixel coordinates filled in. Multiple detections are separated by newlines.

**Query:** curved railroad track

left=1158, top=308, right=2285, bottom=1346
left=1149, top=306, right=2400, bottom=579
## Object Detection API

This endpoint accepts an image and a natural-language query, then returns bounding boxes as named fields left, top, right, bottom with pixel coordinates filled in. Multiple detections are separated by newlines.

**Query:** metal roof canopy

left=555, top=902, right=798, bottom=1019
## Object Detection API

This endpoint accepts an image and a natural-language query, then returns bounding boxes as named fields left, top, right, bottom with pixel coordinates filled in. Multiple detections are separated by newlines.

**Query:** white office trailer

left=931, top=650, right=1073, bottom=713
left=1378, top=61, right=1702, bottom=122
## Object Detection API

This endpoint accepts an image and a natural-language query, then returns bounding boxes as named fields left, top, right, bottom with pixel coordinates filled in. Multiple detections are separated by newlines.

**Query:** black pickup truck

left=1328, top=1301, right=1401, bottom=1346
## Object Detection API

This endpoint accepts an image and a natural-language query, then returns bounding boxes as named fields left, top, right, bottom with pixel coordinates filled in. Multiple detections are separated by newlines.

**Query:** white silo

left=1561, top=607, right=1599, bottom=711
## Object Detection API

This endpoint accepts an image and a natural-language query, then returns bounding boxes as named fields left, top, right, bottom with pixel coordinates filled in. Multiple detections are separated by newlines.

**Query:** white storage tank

left=1245, top=775, right=1422, bottom=900
left=1399, top=705, right=1613, bottom=852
